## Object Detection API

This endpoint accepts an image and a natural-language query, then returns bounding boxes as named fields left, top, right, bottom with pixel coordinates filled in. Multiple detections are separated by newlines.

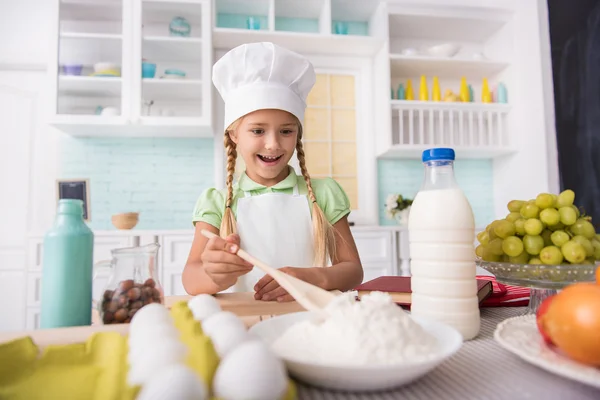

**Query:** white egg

left=201, top=311, right=250, bottom=357
left=213, top=340, right=288, bottom=400
left=127, top=338, right=188, bottom=384
left=188, top=294, right=222, bottom=321
left=130, top=303, right=173, bottom=333
left=128, top=321, right=179, bottom=349
left=136, top=364, right=208, bottom=400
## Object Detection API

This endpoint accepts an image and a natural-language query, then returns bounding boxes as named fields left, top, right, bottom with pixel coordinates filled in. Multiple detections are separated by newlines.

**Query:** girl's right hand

left=201, top=234, right=254, bottom=291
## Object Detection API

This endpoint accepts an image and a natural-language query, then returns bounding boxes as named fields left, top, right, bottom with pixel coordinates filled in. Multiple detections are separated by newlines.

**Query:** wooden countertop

left=0, top=293, right=305, bottom=350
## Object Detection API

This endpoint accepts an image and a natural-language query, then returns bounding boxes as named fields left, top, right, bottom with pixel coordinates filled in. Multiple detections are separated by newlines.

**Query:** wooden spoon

left=200, top=229, right=338, bottom=313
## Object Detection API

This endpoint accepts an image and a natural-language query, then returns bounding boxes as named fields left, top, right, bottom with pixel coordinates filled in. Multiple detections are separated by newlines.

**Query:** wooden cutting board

left=0, top=292, right=307, bottom=350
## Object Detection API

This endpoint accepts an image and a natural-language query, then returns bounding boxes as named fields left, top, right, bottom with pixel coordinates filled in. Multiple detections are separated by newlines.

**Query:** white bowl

left=249, top=311, right=463, bottom=392
left=94, top=62, right=119, bottom=72
left=425, top=43, right=461, bottom=58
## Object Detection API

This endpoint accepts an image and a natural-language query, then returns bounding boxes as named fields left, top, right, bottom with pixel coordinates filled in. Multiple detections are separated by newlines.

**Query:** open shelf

left=389, top=54, right=509, bottom=80
left=141, top=0, right=203, bottom=38
left=142, top=79, right=202, bottom=101
left=388, top=13, right=510, bottom=43
left=213, top=27, right=382, bottom=56
left=60, top=0, right=122, bottom=22
left=58, top=76, right=122, bottom=97
left=331, top=0, right=378, bottom=36
left=142, top=36, right=203, bottom=62
left=274, top=0, right=325, bottom=34
left=216, top=0, right=270, bottom=30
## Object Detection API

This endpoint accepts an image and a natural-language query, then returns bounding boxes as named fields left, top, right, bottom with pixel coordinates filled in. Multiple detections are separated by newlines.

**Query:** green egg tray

left=0, top=301, right=296, bottom=400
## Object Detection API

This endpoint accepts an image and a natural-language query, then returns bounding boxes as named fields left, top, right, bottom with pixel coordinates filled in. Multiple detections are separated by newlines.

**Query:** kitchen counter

left=0, top=293, right=305, bottom=349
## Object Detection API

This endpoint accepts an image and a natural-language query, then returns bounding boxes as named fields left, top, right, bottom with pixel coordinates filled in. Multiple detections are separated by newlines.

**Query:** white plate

left=494, top=315, right=600, bottom=389
left=248, top=311, right=463, bottom=392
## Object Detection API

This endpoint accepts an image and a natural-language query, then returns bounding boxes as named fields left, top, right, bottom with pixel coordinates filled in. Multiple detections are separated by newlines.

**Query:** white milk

left=408, top=187, right=481, bottom=340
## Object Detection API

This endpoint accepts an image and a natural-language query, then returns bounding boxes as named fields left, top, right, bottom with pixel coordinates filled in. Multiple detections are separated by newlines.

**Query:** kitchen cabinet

left=48, top=0, right=213, bottom=137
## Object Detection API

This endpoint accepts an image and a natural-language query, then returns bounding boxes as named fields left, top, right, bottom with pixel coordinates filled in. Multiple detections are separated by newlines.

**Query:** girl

left=182, top=42, right=363, bottom=302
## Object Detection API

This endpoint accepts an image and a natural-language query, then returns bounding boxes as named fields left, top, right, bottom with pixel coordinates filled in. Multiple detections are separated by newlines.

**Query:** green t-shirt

left=192, top=168, right=351, bottom=229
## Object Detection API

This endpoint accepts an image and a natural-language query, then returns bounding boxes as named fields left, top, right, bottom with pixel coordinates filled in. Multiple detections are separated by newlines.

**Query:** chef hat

left=212, top=42, right=316, bottom=131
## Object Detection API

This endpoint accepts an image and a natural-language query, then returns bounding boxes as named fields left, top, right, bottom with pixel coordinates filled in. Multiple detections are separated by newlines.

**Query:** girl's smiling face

left=229, top=109, right=299, bottom=187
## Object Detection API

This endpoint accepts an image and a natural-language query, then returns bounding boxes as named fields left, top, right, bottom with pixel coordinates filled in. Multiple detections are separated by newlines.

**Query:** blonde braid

left=295, top=135, right=336, bottom=267
left=219, top=132, right=238, bottom=238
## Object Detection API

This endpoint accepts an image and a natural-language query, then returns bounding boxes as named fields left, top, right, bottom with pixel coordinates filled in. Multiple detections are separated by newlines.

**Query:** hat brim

left=223, top=82, right=306, bottom=131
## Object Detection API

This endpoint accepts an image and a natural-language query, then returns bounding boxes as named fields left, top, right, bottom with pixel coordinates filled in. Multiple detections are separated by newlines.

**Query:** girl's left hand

left=254, top=267, right=326, bottom=302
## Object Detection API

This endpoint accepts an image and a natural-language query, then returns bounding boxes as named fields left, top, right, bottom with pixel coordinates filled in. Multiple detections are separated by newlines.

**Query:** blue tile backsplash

left=58, top=137, right=214, bottom=230
left=58, top=137, right=494, bottom=230
left=377, top=159, right=494, bottom=228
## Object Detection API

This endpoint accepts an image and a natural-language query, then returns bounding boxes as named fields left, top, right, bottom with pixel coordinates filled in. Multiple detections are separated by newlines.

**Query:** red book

left=354, top=276, right=494, bottom=307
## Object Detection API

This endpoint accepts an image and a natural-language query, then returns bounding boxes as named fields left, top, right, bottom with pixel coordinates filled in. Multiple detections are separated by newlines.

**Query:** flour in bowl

left=271, top=291, right=438, bottom=365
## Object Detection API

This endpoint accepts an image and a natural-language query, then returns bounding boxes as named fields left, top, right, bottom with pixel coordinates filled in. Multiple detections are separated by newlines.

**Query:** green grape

left=541, top=229, right=553, bottom=246
left=514, top=219, right=526, bottom=236
left=523, top=235, right=544, bottom=255
left=592, top=239, right=600, bottom=260
left=569, top=218, right=596, bottom=239
left=476, top=231, right=489, bottom=245
left=509, top=251, right=530, bottom=264
left=571, top=204, right=581, bottom=218
left=475, top=244, right=484, bottom=258
left=539, top=208, right=560, bottom=226
left=506, top=212, right=521, bottom=223
left=535, top=193, right=555, bottom=209
left=540, top=246, right=564, bottom=265
left=551, top=230, right=570, bottom=247
left=596, top=234, right=600, bottom=242
left=571, top=235, right=594, bottom=257
left=548, top=222, right=565, bottom=231
left=524, top=218, right=543, bottom=236
left=558, top=206, right=577, bottom=226
left=550, top=194, right=558, bottom=205
left=520, top=203, right=540, bottom=219
left=507, top=200, right=525, bottom=212
left=556, top=189, right=575, bottom=207
left=502, top=236, right=524, bottom=257
left=561, top=240, right=586, bottom=264
left=529, top=258, right=543, bottom=265
left=494, top=220, right=516, bottom=239
left=488, top=238, right=504, bottom=256
left=481, top=247, right=501, bottom=262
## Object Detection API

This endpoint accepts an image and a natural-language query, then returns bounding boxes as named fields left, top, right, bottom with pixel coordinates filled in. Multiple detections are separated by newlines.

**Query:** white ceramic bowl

left=249, top=311, right=463, bottom=392
left=425, top=43, right=461, bottom=58
left=94, top=62, right=119, bottom=72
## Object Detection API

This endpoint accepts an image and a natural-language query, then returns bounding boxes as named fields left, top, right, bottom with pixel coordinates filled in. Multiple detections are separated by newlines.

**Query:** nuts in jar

left=101, top=278, right=162, bottom=324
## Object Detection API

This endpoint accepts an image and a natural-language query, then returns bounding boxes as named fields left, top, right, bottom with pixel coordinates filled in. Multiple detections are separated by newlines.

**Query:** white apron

left=231, top=184, right=315, bottom=292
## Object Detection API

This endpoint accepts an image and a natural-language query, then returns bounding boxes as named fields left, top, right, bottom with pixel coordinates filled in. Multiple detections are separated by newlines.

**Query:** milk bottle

left=408, top=148, right=480, bottom=340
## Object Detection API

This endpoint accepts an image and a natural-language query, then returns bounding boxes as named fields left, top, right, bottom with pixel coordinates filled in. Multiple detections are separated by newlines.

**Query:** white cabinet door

left=352, top=230, right=396, bottom=282
left=160, top=234, right=194, bottom=296
left=0, top=73, right=38, bottom=332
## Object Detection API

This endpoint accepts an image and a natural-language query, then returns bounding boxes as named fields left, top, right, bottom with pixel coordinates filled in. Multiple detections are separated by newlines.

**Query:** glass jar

left=93, top=243, right=162, bottom=324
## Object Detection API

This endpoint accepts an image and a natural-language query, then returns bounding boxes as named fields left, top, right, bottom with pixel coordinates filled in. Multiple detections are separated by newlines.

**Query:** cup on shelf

left=169, top=16, right=191, bottom=37
left=142, top=62, right=157, bottom=78
left=334, top=21, right=349, bottom=35
left=62, top=64, right=83, bottom=76
left=247, top=16, right=261, bottom=30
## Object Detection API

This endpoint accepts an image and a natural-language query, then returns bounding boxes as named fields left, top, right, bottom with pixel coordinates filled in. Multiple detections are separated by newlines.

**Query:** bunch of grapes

left=476, top=190, right=600, bottom=265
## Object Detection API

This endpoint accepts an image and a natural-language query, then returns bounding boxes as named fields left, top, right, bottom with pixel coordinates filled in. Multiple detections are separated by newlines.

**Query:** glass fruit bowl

left=476, top=259, right=598, bottom=315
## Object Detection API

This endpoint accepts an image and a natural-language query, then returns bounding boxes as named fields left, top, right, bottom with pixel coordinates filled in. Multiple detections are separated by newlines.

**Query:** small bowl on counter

left=111, top=212, right=139, bottom=230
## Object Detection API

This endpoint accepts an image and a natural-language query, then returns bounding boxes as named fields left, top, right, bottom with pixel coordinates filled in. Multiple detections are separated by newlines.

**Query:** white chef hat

left=212, top=42, right=316, bottom=131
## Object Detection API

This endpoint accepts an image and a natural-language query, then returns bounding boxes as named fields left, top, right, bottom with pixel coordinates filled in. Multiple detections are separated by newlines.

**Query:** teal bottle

left=40, top=199, right=94, bottom=328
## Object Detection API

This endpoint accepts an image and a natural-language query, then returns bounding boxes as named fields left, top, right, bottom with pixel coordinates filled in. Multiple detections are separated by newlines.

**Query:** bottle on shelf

left=459, top=77, right=469, bottom=102
left=40, top=199, right=94, bottom=329
left=397, top=83, right=405, bottom=100
left=482, top=78, right=492, bottom=103
left=432, top=76, right=441, bottom=101
left=405, top=79, right=415, bottom=100
left=408, top=148, right=481, bottom=341
left=419, top=75, right=428, bottom=101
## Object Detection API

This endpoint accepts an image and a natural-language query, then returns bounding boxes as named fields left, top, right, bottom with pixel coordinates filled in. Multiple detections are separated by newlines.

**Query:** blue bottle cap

left=422, top=148, right=455, bottom=162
